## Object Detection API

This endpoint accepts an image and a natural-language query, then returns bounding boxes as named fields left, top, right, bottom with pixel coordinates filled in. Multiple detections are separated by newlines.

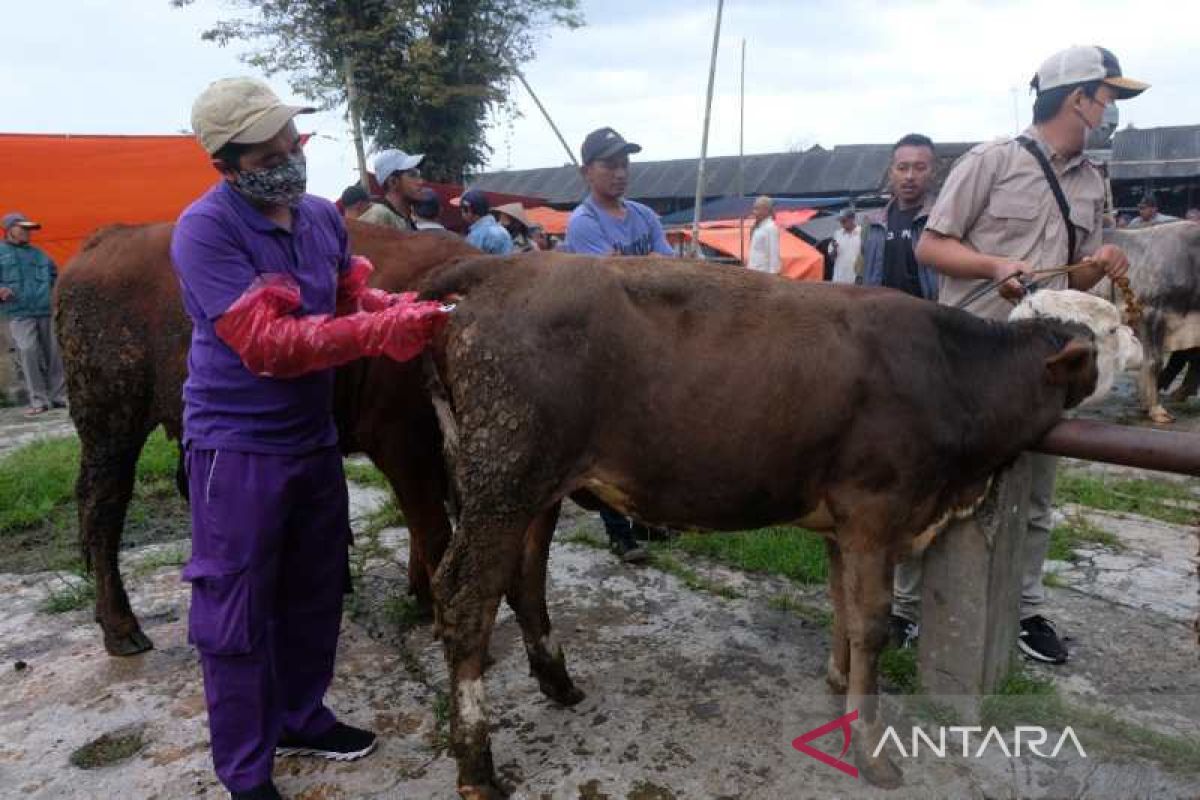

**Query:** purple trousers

left=182, top=446, right=350, bottom=792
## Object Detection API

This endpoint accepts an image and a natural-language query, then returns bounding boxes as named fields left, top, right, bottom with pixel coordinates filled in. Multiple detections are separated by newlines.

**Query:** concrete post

left=918, top=455, right=1032, bottom=720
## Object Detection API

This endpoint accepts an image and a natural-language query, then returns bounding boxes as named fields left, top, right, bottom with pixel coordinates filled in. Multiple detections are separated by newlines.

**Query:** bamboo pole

left=690, top=0, right=724, bottom=256
left=512, top=64, right=579, bottom=168
left=738, top=37, right=746, bottom=265
left=344, top=54, right=370, bottom=192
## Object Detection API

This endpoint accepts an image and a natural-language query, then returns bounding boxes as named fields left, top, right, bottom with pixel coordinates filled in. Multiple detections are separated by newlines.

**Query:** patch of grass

left=981, top=667, right=1062, bottom=729
left=1048, top=514, right=1122, bottom=561
left=0, top=429, right=179, bottom=534
left=132, top=542, right=190, bottom=577
left=1042, top=571, right=1068, bottom=588
left=767, top=593, right=833, bottom=628
left=383, top=594, right=424, bottom=628
left=361, top=496, right=405, bottom=534
left=559, top=529, right=607, bottom=549
left=659, top=526, right=828, bottom=585
left=41, top=575, right=96, bottom=614
left=648, top=551, right=741, bottom=599
left=69, top=726, right=146, bottom=769
left=431, top=691, right=451, bottom=751
left=344, top=459, right=392, bottom=490
left=1056, top=472, right=1199, bottom=526
left=878, top=646, right=919, bottom=694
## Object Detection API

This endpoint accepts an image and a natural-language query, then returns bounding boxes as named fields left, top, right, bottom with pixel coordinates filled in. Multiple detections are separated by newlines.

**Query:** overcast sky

left=2, top=0, right=1197, bottom=201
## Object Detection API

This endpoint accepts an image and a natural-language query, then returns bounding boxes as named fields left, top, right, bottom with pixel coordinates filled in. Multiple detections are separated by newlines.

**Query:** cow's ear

left=1044, top=338, right=1095, bottom=385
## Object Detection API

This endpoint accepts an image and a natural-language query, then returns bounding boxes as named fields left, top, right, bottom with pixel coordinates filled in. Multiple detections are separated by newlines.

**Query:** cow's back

left=1104, top=222, right=1200, bottom=351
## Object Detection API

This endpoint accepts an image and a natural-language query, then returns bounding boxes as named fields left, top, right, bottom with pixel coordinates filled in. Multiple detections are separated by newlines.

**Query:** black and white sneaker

left=888, top=614, right=919, bottom=650
left=230, top=782, right=282, bottom=800
left=276, top=722, right=378, bottom=761
left=1018, top=615, right=1068, bottom=664
left=612, top=537, right=649, bottom=564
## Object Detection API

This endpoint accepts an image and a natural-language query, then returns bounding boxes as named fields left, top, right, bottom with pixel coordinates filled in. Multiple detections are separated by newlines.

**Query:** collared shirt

left=0, top=241, right=56, bottom=318
left=170, top=181, right=351, bottom=454
left=748, top=217, right=781, bottom=273
left=466, top=215, right=513, bottom=254
left=359, top=200, right=416, bottom=232
left=831, top=225, right=861, bottom=284
left=927, top=125, right=1104, bottom=320
left=1125, top=212, right=1177, bottom=228
left=563, top=194, right=673, bottom=256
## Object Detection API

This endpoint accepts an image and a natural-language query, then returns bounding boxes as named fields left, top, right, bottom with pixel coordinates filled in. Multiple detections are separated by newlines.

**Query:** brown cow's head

left=1044, top=335, right=1099, bottom=409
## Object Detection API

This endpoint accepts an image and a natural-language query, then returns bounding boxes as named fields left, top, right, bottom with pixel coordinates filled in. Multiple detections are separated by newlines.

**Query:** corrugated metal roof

left=471, top=142, right=976, bottom=205
left=1109, top=125, right=1200, bottom=180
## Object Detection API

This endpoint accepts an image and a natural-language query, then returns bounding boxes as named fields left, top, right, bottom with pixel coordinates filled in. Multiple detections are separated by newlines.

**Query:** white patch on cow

left=908, top=477, right=992, bottom=556
left=539, top=633, right=562, bottom=657
left=1010, top=290, right=1142, bottom=406
left=1161, top=311, right=1200, bottom=352
left=457, top=678, right=487, bottom=727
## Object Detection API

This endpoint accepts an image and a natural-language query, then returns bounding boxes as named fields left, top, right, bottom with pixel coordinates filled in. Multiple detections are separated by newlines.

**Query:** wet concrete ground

left=0, top=380, right=1197, bottom=799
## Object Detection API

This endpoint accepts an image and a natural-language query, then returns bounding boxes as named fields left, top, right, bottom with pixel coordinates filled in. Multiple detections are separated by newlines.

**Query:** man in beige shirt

left=891, top=46, right=1147, bottom=664
left=359, top=149, right=425, bottom=231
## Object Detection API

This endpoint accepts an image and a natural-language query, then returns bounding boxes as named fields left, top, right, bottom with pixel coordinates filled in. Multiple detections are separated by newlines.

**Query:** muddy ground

left=0, top=381, right=1197, bottom=799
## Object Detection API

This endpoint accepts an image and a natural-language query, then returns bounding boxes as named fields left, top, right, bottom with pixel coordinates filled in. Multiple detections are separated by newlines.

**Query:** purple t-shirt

left=563, top=194, right=673, bottom=256
left=170, top=181, right=350, bottom=454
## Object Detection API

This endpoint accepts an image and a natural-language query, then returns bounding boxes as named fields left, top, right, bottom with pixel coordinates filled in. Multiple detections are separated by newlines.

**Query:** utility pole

left=690, top=0, right=724, bottom=256
left=512, top=63, right=579, bottom=168
left=737, top=37, right=746, bottom=265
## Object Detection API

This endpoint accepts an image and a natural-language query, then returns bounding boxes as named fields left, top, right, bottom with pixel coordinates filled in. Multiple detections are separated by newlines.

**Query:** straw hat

left=491, top=202, right=532, bottom=232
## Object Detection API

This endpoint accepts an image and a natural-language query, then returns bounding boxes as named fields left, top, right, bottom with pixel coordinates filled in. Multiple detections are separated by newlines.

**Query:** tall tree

left=172, top=0, right=582, bottom=182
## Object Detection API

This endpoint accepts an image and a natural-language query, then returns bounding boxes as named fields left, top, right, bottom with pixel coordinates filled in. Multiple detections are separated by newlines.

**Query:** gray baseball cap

left=191, top=77, right=315, bottom=155
left=2, top=212, right=40, bottom=231
left=1033, top=46, right=1149, bottom=99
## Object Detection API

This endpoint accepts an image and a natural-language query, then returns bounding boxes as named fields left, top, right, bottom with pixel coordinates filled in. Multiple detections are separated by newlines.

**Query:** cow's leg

left=1169, top=350, right=1200, bottom=401
left=840, top=541, right=902, bottom=788
left=505, top=502, right=584, bottom=707
left=79, top=432, right=153, bottom=656
left=435, top=513, right=527, bottom=799
left=372, top=448, right=452, bottom=619
left=824, top=539, right=850, bottom=694
left=1139, top=343, right=1173, bottom=423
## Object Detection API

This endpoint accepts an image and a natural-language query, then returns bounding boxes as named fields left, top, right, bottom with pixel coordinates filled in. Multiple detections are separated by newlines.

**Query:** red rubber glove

left=215, top=272, right=447, bottom=378
left=336, top=255, right=417, bottom=315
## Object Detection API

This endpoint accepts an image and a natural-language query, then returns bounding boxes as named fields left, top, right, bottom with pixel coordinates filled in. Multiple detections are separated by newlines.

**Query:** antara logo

left=792, top=710, right=1087, bottom=778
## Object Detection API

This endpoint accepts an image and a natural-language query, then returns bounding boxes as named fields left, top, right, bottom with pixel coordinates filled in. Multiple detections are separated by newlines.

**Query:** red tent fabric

left=0, top=133, right=216, bottom=266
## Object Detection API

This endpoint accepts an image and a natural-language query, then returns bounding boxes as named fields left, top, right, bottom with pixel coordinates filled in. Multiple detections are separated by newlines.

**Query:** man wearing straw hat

left=896, top=46, right=1146, bottom=664
left=493, top=203, right=539, bottom=252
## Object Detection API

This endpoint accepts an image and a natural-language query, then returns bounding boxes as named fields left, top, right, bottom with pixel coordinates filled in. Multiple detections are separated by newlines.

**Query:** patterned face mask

left=231, top=153, right=308, bottom=207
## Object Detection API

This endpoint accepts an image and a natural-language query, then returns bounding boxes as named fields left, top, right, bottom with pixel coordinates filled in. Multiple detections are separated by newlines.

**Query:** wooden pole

left=738, top=37, right=746, bottom=266
left=512, top=64, right=579, bottom=168
left=691, top=0, right=724, bottom=256
left=344, top=54, right=370, bottom=192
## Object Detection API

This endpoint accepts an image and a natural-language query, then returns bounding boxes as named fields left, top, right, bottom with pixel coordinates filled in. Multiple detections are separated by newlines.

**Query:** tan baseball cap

left=191, top=77, right=315, bottom=155
left=1033, top=46, right=1149, bottom=99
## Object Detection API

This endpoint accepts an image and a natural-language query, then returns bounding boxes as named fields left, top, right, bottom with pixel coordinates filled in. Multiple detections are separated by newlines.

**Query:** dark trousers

left=1159, top=349, right=1200, bottom=392
left=183, top=447, right=350, bottom=792
left=598, top=504, right=634, bottom=545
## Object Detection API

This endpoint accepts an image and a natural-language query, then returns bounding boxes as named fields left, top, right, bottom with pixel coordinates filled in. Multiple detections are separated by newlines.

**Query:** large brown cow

left=54, top=220, right=476, bottom=656
left=418, top=253, right=1099, bottom=796
left=1102, top=221, right=1200, bottom=422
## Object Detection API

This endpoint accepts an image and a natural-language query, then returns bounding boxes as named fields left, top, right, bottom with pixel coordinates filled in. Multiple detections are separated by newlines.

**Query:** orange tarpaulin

left=667, top=220, right=825, bottom=281
left=524, top=205, right=571, bottom=236
left=0, top=133, right=215, bottom=266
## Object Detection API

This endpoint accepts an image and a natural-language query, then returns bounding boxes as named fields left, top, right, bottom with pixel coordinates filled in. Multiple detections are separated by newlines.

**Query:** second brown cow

left=419, top=252, right=1099, bottom=797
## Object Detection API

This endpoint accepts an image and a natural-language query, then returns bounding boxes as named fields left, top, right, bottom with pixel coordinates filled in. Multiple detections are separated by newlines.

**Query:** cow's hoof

left=856, top=749, right=903, bottom=789
left=826, top=660, right=848, bottom=694
left=1149, top=405, right=1175, bottom=424
left=538, top=678, right=585, bottom=707
left=104, top=628, right=153, bottom=657
left=457, top=782, right=509, bottom=799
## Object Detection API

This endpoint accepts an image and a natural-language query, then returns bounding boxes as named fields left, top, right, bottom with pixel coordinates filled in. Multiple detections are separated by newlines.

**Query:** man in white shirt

left=747, top=196, right=781, bottom=274
left=830, top=208, right=862, bottom=283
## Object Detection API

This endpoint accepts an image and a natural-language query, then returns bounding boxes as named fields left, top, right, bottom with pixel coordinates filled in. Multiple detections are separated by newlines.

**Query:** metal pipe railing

left=1034, top=418, right=1200, bottom=477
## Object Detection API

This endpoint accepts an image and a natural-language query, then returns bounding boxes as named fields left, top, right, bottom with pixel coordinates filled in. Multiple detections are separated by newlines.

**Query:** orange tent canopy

left=524, top=205, right=572, bottom=236
left=0, top=133, right=215, bottom=266
left=667, top=220, right=824, bottom=281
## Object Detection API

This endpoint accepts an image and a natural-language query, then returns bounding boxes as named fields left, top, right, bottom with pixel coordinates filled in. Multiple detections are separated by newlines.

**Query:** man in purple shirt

left=564, top=127, right=673, bottom=563
left=172, top=77, right=444, bottom=800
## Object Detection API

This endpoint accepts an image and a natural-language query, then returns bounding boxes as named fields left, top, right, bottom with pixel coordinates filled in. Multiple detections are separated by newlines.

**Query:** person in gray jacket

left=858, top=133, right=939, bottom=300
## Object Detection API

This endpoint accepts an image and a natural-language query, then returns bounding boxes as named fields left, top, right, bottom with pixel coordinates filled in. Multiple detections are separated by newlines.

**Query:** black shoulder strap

left=1015, top=135, right=1075, bottom=265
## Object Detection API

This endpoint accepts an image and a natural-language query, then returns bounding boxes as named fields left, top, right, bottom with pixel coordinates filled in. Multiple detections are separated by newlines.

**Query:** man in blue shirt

left=564, top=127, right=673, bottom=563
left=564, top=127, right=673, bottom=257
left=458, top=189, right=513, bottom=254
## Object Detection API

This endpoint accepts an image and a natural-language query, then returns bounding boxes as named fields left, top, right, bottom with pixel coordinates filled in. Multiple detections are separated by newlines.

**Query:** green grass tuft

left=878, top=646, right=919, bottom=694
left=767, top=593, right=833, bottom=628
left=1048, top=514, right=1122, bottom=561
left=661, top=526, right=828, bottom=585
left=41, top=575, right=96, bottom=614
left=1056, top=472, right=1199, bottom=526
left=343, top=459, right=392, bottom=490
left=648, top=551, right=741, bottom=599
